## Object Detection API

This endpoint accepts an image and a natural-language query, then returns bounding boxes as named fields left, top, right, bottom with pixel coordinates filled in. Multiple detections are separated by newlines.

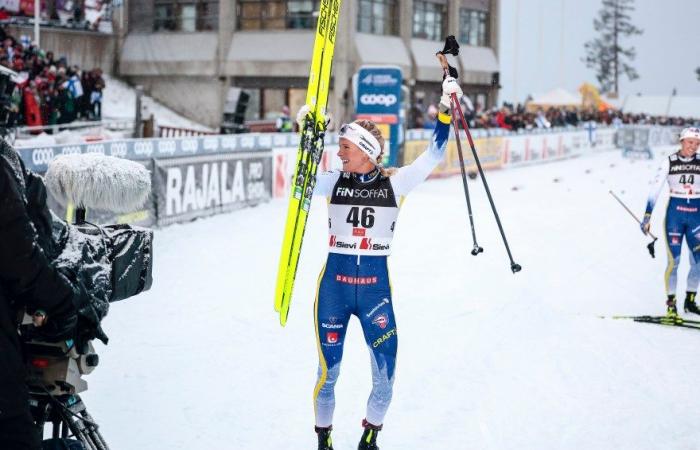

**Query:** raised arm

left=392, top=77, right=461, bottom=196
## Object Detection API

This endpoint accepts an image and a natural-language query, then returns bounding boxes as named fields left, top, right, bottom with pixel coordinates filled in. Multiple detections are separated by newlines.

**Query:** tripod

left=30, top=391, right=109, bottom=450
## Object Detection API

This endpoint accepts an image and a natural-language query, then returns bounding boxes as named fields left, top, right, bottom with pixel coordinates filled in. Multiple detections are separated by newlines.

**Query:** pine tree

left=583, top=0, right=643, bottom=96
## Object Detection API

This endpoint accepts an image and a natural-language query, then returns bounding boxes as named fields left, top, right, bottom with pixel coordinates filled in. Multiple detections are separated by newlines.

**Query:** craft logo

left=372, top=328, right=396, bottom=348
left=372, top=313, right=389, bottom=329
left=326, top=332, right=339, bottom=344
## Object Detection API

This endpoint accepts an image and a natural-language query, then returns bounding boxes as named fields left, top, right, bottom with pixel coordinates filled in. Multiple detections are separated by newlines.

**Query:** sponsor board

left=154, top=152, right=272, bottom=226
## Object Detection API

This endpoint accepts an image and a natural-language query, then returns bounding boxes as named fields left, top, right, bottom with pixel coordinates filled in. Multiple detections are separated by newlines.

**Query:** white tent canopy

left=621, top=95, right=700, bottom=119
left=527, top=88, right=582, bottom=108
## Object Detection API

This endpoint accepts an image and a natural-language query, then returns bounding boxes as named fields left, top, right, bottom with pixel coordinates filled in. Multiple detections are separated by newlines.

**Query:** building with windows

left=118, top=0, right=499, bottom=129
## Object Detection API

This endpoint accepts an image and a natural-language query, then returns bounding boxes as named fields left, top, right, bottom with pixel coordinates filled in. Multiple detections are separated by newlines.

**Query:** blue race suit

left=312, top=114, right=450, bottom=427
left=645, top=151, right=700, bottom=295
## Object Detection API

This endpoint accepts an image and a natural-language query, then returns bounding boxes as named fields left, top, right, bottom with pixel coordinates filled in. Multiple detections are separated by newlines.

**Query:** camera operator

left=0, top=140, right=81, bottom=449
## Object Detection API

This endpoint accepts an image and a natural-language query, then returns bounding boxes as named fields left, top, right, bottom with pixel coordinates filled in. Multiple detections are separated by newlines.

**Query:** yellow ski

left=275, top=0, right=341, bottom=326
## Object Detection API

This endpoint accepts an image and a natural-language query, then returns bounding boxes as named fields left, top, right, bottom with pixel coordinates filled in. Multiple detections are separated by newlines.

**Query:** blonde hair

left=353, top=119, right=398, bottom=177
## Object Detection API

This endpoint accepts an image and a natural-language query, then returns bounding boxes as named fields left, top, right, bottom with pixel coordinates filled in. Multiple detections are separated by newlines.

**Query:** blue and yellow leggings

left=313, top=253, right=397, bottom=428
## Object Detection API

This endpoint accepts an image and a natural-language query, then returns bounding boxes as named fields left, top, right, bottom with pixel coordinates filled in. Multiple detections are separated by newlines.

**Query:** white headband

left=339, top=122, right=382, bottom=164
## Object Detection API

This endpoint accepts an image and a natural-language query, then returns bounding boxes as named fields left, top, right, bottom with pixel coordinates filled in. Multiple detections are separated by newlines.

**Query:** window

left=153, top=1, right=219, bottom=32
left=237, top=0, right=321, bottom=30
left=459, top=9, right=489, bottom=46
left=413, top=1, right=446, bottom=41
left=357, top=0, right=398, bottom=36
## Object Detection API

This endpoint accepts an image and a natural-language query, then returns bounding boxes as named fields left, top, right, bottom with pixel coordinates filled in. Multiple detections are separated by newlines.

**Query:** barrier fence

left=18, top=125, right=672, bottom=228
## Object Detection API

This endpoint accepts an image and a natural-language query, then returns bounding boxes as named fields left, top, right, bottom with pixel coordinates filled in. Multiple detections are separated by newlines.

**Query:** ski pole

left=448, top=98, right=483, bottom=256
left=435, top=37, right=483, bottom=256
left=436, top=39, right=483, bottom=256
left=609, top=190, right=658, bottom=258
left=436, top=36, right=521, bottom=273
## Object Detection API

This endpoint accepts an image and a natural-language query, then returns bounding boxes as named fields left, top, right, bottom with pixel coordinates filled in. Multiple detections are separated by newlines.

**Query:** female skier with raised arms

left=308, top=75, right=461, bottom=450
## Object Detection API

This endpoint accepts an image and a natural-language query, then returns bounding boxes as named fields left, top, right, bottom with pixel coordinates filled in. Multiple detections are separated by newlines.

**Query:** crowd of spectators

left=0, top=26, right=105, bottom=130
left=411, top=98, right=698, bottom=132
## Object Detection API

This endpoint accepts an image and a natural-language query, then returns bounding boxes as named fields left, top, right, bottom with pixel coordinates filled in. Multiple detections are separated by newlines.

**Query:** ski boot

left=315, top=426, right=334, bottom=450
left=684, top=291, right=700, bottom=315
left=666, top=295, right=681, bottom=323
left=358, top=419, right=382, bottom=450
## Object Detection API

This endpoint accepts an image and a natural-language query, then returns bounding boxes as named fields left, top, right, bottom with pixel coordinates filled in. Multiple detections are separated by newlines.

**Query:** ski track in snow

left=81, top=146, right=700, bottom=449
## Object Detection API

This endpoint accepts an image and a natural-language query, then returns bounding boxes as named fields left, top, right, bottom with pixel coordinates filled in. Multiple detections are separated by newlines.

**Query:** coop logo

left=32, top=148, right=54, bottom=166
left=203, top=137, right=219, bottom=152
left=359, top=93, right=397, bottom=107
left=61, top=146, right=81, bottom=156
left=158, top=140, right=176, bottom=156
left=85, top=144, right=105, bottom=154
left=181, top=139, right=199, bottom=154
left=329, top=235, right=357, bottom=249
left=134, top=141, right=154, bottom=157
left=109, top=142, right=128, bottom=158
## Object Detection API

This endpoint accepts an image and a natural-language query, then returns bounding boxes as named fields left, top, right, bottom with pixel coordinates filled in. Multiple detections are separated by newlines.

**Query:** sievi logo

left=360, top=238, right=372, bottom=250
left=329, top=235, right=357, bottom=249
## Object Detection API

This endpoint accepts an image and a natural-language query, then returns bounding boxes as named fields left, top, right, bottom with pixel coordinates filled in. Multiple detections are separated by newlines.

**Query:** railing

left=159, top=126, right=216, bottom=138
left=13, top=119, right=135, bottom=140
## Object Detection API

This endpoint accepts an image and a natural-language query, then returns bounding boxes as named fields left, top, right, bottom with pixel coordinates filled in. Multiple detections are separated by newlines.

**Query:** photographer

left=0, top=140, right=80, bottom=450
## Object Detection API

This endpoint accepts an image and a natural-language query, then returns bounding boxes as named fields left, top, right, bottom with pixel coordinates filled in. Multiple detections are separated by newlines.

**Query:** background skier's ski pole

left=609, top=190, right=658, bottom=258
left=436, top=36, right=521, bottom=273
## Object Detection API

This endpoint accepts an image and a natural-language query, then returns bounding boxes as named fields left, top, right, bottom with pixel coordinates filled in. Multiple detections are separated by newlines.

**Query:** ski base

left=604, top=315, right=700, bottom=330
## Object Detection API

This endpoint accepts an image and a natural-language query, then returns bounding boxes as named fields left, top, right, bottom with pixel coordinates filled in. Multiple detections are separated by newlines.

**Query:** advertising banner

left=154, top=152, right=272, bottom=226
left=355, top=66, right=402, bottom=167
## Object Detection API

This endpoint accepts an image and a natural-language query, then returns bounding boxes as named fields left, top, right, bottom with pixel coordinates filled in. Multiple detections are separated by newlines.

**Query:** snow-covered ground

left=101, top=75, right=213, bottom=132
left=82, top=145, right=700, bottom=450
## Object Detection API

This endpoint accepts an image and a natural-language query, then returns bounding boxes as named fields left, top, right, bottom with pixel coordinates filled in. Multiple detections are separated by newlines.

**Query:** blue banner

left=355, top=66, right=402, bottom=167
